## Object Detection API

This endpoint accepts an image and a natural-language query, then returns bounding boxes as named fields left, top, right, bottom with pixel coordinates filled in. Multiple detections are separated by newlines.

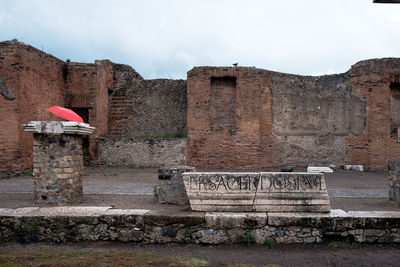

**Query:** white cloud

left=0, top=0, right=399, bottom=78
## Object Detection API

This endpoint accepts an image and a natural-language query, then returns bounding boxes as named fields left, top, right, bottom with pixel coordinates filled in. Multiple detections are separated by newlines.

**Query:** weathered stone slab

left=255, top=172, right=331, bottom=212
left=183, top=172, right=259, bottom=212
left=22, top=121, right=95, bottom=135
left=388, top=161, right=400, bottom=204
left=307, top=166, right=333, bottom=173
left=183, top=172, right=331, bottom=212
left=157, top=165, right=196, bottom=205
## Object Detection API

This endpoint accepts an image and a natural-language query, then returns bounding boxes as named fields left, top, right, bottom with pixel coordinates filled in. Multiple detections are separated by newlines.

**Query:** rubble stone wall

left=32, top=134, right=83, bottom=204
left=1, top=208, right=399, bottom=244
left=97, top=138, right=186, bottom=167
left=108, top=64, right=187, bottom=138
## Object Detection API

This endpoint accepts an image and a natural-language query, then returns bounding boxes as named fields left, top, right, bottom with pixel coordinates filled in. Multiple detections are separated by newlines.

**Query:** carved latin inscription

left=183, top=172, right=331, bottom=212
left=185, top=173, right=323, bottom=192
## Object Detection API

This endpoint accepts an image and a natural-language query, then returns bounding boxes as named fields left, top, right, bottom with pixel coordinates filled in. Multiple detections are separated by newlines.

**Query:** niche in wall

left=390, top=82, right=400, bottom=138
left=210, top=77, right=236, bottom=131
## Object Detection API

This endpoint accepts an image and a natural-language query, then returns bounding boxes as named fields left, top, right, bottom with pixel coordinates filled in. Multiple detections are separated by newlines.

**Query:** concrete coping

left=22, top=121, right=95, bottom=135
left=1, top=207, right=400, bottom=219
left=0, top=206, right=149, bottom=217
left=182, top=172, right=322, bottom=175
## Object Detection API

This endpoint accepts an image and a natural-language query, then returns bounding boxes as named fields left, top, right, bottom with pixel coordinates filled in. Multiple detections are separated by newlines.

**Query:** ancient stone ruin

left=183, top=172, right=331, bottom=212
left=22, top=121, right=94, bottom=204
left=1, top=40, right=400, bottom=172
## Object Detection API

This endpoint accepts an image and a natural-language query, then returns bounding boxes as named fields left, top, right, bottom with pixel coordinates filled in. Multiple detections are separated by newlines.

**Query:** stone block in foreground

left=182, top=172, right=331, bottom=212
left=388, top=161, right=400, bottom=204
left=22, top=121, right=95, bottom=204
left=157, top=165, right=196, bottom=205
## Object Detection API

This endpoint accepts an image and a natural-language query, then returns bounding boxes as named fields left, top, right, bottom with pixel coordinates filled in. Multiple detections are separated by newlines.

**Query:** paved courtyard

left=0, top=167, right=398, bottom=212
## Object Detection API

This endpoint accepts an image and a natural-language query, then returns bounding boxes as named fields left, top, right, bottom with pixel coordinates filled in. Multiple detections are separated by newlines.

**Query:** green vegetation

left=24, top=224, right=39, bottom=235
left=328, top=240, right=357, bottom=248
left=263, top=238, right=276, bottom=248
left=21, top=169, right=33, bottom=176
left=183, top=229, right=196, bottom=238
left=243, top=232, right=255, bottom=246
left=153, top=186, right=158, bottom=199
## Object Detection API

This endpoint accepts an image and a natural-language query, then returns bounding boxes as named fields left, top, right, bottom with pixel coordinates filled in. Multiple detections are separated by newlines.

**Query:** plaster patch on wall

left=271, top=73, right=366, bottom=137
left=0, top=77, right=15, bottom=100
left=350, top=94, right=366, bottom=136
left=272, top=74, right=353, bottom=136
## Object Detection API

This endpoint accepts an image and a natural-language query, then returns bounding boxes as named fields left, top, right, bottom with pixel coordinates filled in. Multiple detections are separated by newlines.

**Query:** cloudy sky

left=0, top=0, right=399, bottom=79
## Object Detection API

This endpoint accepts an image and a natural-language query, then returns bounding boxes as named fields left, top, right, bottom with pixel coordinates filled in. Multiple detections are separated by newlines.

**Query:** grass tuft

left=243, top=232, right=255, bottom=246
left=263, top=238, right=276, bottom=248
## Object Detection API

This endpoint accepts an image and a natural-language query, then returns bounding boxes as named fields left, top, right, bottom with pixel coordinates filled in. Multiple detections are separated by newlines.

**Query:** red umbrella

left=46, top=106, right=84, bottom=123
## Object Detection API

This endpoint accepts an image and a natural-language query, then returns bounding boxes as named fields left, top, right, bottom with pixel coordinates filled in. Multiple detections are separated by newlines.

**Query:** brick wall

left=0, top=42, right=20, bottom=170
left=2, top=40, right=400, bottom=171
left=0, top=41, right=65, bottom=170
left=0, top=41, right=187, bottom=170
left=187, top=60, right=400, bottom=170
left=187, top=67, right=274, bottom=167
left=346, top=59, right=400, bottom=169
left=65, top=60, right=113, bottom=160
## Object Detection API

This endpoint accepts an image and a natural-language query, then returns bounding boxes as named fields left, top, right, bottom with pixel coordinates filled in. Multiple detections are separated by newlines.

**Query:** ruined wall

left=108, top=64, right=187, bottom=138
left=187, top=60, right=400, bottom=170
left=187, top=67, right=274, bottom=167
left=0, top=41, right=188, bottom=170
left=271, top=72, right=365, bottom=166
left=0, top=42, right=20, bottom=170
left=65, top=60, right=113, bottom=160
left=0, top=41, right=65, bottom=170
left=347, top=59, right=400, bottom=169
left=98, top=64, right=187, bottom=167
left=3, top=40, right=400, bottom=171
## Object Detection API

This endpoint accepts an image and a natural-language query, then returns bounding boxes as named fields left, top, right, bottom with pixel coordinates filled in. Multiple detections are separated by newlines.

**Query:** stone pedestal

left=388, top=161, right=400, bottom=204
left=22, top=121, right=95, bottom=204
left=157, top=165, right=196, bottom=205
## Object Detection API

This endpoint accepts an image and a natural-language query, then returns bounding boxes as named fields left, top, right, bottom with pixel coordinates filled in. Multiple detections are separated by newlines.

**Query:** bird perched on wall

left=233, top=63, right=238, bottom=67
